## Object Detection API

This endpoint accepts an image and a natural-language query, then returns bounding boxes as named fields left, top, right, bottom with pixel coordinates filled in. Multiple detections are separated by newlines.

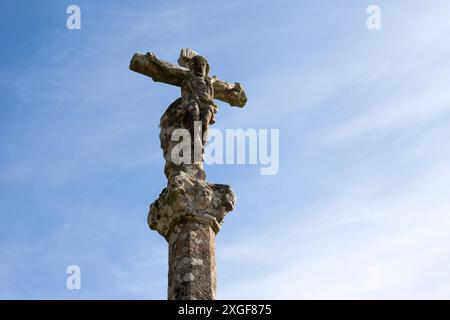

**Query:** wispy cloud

left=216, top=0, right=450, bottom=299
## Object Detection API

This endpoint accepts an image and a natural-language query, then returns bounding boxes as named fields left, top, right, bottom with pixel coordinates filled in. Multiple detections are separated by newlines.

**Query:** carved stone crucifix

left=129, top=49, right=247, bottom=299
left=129, top=49, right=247, bottom=107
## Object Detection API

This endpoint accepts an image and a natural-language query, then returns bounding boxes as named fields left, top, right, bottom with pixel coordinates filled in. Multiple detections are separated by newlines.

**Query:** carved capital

left=148, top=171, right=236, bottom=240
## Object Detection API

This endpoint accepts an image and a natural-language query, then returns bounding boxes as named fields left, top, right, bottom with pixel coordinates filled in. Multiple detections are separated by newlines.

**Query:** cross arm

left=129, top=52, right=188, bottom=87
left=210, top=76, right=247, bottom=107
left=129, top=52, right=247, bottom=107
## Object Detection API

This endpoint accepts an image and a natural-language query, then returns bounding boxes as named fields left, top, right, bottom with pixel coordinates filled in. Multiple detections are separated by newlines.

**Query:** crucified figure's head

left=190, top=55, right=210, bottom=77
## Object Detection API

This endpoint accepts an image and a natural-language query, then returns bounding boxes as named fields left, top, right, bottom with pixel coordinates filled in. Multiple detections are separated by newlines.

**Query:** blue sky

left=1, top=0, right=450, bottom=299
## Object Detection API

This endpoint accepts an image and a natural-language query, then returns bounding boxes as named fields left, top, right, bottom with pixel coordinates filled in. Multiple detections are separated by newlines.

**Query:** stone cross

left=129, top=49, right=247, bottom=299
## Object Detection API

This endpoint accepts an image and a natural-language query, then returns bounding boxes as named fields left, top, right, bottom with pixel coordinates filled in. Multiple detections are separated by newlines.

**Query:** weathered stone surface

left=148, top=171, right=236, bottom=240
left=168, top=220, right=216, bottom=300
left=177, top=48, right=199, bottom=68
left=159, top=98, right=206, bottom=180
left=129, top=50, right=247, bottom=107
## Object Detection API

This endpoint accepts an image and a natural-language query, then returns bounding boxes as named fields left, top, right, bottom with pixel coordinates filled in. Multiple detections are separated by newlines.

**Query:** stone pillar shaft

left=168, top=220, right=216, bottom=300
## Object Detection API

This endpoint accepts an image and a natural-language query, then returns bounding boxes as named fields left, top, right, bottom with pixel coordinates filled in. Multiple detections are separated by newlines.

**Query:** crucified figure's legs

left=186, top=103, right=203, bottom=163
left=200, top=108, right=213, bottom=146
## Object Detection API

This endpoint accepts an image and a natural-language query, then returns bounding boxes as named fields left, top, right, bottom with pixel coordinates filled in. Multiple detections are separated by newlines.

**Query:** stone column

left=168, top=220, right=216, bottom=300
left=148, top=172, right=235, bottom=300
